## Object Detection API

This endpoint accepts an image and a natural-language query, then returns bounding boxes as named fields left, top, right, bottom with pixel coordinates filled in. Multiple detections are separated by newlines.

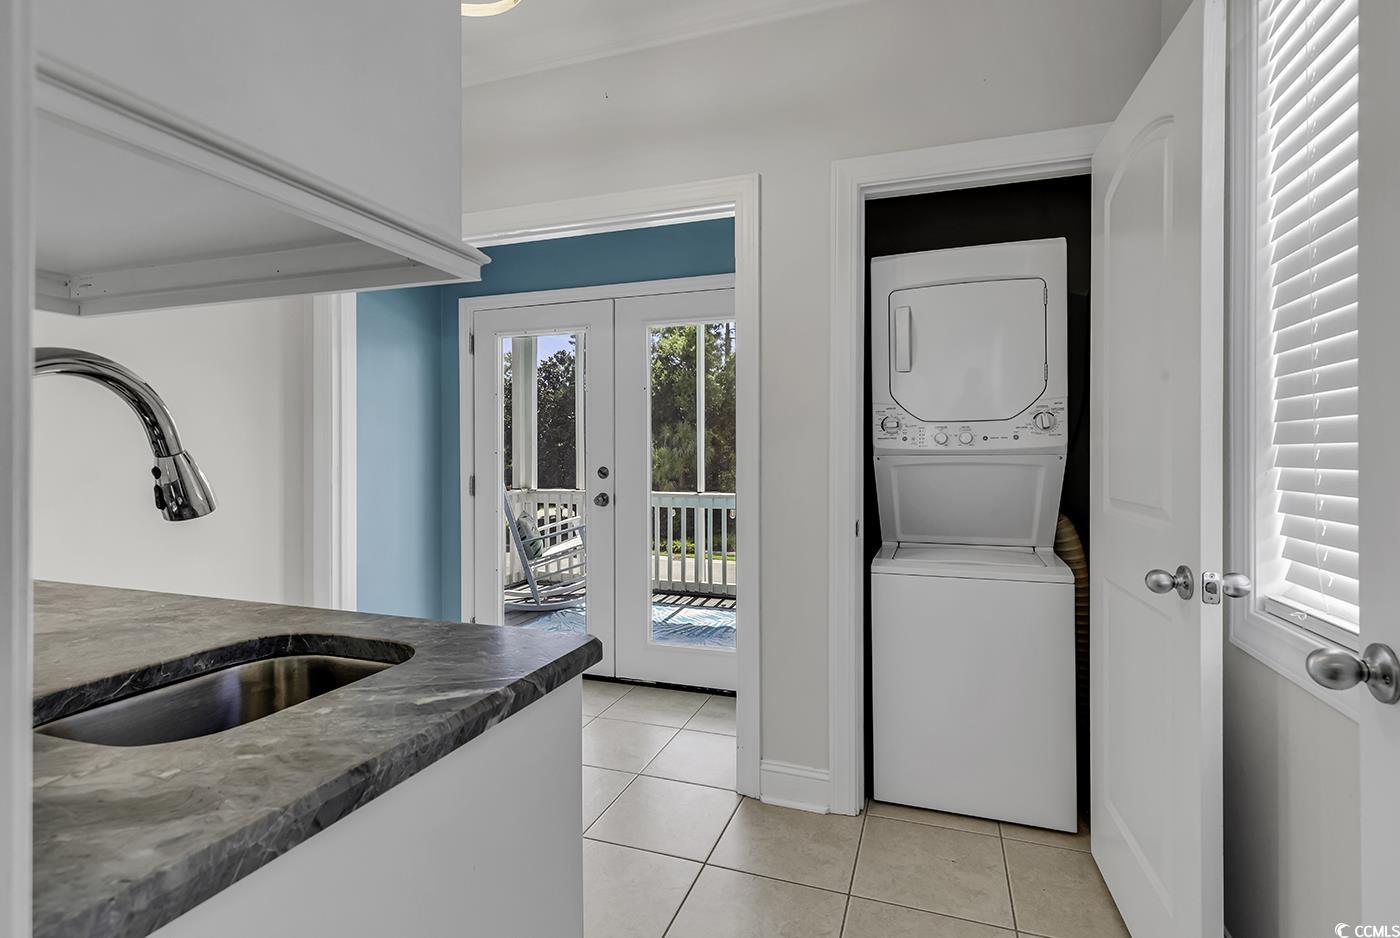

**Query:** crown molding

left=461, top=0, right=877, bottom=87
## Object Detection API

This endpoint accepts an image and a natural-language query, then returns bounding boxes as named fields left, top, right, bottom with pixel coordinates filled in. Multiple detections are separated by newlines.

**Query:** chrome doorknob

left=1306, top=643, right=1400, bottom=705
left=1145, top=565, right=1194, bottom=600
left=1221, top=573, right=1252, bottom=598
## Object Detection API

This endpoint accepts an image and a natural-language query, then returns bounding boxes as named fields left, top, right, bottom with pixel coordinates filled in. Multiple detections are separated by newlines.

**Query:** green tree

left=703, top=322, right=737, bottom=494
left=649, top=323, right=736, bottom=493
left=649, top=326, right=698, bottom=491
left=536, top=346, right=577, bottom=489
left=503, top=340, right=579, bottom=491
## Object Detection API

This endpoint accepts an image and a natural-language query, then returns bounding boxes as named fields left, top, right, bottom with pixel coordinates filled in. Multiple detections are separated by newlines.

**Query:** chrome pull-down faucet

left=34, top=347, right=217, bottom=521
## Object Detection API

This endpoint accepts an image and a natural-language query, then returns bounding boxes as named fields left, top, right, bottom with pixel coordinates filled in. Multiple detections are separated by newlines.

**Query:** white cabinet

left=149, top=680, right=584, bottom=938
left=33, top=0, right=482, bottom=315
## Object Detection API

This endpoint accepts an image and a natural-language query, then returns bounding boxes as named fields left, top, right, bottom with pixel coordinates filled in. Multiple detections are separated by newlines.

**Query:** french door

left=473, top=300, right=616, bottom=677
left=615, top=289, right=737, bottom=690
left=472, top=287, right=739, bottom=692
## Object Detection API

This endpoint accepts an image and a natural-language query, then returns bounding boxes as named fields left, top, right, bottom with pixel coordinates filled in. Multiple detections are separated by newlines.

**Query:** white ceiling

left=460, top=0, right=877, bottom=87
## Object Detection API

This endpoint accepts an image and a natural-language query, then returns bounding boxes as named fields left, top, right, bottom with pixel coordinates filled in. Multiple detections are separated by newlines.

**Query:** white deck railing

left=504, top=488, right=736, bottom=597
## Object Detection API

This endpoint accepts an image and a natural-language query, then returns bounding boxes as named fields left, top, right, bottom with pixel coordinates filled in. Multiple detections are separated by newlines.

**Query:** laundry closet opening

left=862, top=175, right=1092, bottom=819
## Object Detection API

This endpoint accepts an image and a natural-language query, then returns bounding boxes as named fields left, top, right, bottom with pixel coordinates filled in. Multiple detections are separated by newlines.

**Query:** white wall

left=461, top=0, right=1163, bottom=773
left=32, top=298, right=313, bottom=605
left=1223, top=642, right=1361, bottom=935
left=1161, top=0, right=1194, bottom=43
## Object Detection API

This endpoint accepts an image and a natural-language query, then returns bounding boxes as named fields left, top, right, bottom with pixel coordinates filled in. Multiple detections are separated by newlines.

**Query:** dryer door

left=886, top=277, right=1048, bottom=423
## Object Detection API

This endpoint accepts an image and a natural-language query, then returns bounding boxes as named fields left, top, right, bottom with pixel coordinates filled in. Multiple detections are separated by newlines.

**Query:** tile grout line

left=698, top=861, right=858, bottom=899
left=690, top=858, right=1017, bottom=934
left=837, top=806, right=869, bottom=937
left=588, top=713, right=710, bottom=732
left=999, top=826, right=1019, bottom=934
left=660, top=784, right=741, bottom=937
left=582, top=769, right=641, bottom=838
left=638, top=770, right=738, bottom=793
left=632, top=726, right=687, bottom=778
left=846, top=801, right=869, bottom=895
left=606, top=816, right=1022, bottom=935
left=997, top=834, right=1092, bottom=855
left=842, top=889, right=1025, bottom=933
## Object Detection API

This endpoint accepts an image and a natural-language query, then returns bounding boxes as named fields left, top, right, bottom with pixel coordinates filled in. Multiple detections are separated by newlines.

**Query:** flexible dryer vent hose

left=1054, top=513, right=1090, bottom=823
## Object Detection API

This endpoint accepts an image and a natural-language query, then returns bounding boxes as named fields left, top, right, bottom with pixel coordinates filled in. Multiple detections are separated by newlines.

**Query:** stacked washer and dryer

left=869, top=237, right=1077, bottom=833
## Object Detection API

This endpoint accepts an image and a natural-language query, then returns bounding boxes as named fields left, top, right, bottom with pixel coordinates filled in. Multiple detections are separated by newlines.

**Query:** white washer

left=869, top=239, right=1077, bottom=832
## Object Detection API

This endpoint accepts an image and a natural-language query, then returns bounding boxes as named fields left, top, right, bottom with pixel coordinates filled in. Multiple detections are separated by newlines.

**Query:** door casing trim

left=827, top=125, right=1108, bottom=815
left=456, top=174, right=760, bottom=798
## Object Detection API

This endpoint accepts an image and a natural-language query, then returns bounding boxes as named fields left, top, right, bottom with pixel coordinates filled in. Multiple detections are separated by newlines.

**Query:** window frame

left=1226, top=0, right=1362, bottom=720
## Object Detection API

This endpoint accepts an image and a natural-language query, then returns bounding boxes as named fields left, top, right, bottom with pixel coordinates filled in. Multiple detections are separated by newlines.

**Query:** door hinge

left=469, top=331, right=475, bottom=354
left=468, top=474, right=476, bottom=497
left=855, top=520, right=860, bottom=537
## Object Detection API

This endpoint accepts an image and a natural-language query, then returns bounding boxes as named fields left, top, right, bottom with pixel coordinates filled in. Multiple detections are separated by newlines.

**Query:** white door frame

left=827, top=125, right=1108, bottom=815
left=1, top=0, right=33, bottom=929
left=307, top=292, right=358, bottom=612
left=458, top=174, right=761, bottom=798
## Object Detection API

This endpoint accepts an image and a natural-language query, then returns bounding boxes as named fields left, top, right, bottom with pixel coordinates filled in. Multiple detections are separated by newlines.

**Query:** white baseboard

left=759, top=760, right=831, bottom=814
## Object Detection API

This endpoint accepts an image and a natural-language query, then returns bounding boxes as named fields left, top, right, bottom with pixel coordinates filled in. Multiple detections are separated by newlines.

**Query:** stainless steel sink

left=36, top=654, right=392, bottom=747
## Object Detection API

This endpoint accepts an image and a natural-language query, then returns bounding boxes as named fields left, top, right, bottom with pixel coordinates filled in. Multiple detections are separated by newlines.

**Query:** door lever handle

left=1306, top=643, right=1400, bottom=705
left=1145, top=565, right=1194, bottom=600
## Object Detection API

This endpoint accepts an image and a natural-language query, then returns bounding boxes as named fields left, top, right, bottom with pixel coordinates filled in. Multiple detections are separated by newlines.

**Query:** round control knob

left=933, top=431, right=949, bottom=446
left=1033, top=411, right=1057, bottom=431
left=880, top=415, right=901, bottom=432
left=957, top=431, right=974, bottom=445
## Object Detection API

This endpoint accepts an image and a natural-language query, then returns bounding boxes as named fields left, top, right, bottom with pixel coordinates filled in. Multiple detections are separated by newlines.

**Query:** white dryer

left=869, top=238, right=1076, bottom=832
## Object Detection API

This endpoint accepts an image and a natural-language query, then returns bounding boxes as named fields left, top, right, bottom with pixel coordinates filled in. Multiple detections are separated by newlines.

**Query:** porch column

left=575, top=336, right=585, bottom=488
left=511, top=336, right=537, bottom=490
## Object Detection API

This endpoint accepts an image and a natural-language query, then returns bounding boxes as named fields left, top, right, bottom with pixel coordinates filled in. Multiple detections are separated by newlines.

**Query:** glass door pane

left=498, top=331, right=591, bottom=635
left=613, top=287, right=737, bottom=690
left=648, top=322, right=738, bottom=651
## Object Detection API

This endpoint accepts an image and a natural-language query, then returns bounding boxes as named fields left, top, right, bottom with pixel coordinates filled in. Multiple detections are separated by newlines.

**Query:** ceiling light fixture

left=461, top=0, right=521, bottom=16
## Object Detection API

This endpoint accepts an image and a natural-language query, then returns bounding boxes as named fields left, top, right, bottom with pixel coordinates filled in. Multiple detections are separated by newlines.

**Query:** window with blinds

left=1256, top=0, right=1360, bottom=634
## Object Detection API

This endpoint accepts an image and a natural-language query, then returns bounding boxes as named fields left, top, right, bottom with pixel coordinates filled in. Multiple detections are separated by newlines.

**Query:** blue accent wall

left=357, top=219, right=735, bottom=621
left=356, top=286, right=447, bottom=620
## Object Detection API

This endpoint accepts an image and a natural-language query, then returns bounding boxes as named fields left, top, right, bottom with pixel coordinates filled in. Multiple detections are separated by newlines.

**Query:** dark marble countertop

left=31, top=581, right=601, bottom=938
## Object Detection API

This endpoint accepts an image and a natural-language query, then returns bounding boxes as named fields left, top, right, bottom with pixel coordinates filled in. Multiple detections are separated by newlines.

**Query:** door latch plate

left=1201, top=571, right=1220, bottom=605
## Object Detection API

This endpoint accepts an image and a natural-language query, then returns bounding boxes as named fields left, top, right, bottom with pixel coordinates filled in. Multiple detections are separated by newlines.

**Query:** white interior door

left=1, top=0, right=33, bottom=928
left=473, top=300, right=616, bottom=676
left=1089, top=1, right=1225, bottom=935
left=1357, top=0, right=1400, bottom=916
left=614, top=289, right=738, bottom=691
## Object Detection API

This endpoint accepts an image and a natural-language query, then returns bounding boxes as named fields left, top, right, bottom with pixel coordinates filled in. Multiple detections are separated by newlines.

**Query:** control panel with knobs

left=871, top=397, right=1065, bottom=451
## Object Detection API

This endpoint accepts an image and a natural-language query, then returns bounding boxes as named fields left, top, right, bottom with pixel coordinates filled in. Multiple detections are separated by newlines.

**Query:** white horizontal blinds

left=1260, top=0, right=1361, bottom=628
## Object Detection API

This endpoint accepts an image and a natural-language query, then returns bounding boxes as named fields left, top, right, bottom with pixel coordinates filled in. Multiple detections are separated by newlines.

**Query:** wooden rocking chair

left=502, top=490, right=588, bottom=612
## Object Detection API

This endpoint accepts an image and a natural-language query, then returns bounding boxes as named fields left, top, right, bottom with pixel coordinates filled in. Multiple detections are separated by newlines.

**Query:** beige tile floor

left=581, top=678, right=1128, bottom=938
